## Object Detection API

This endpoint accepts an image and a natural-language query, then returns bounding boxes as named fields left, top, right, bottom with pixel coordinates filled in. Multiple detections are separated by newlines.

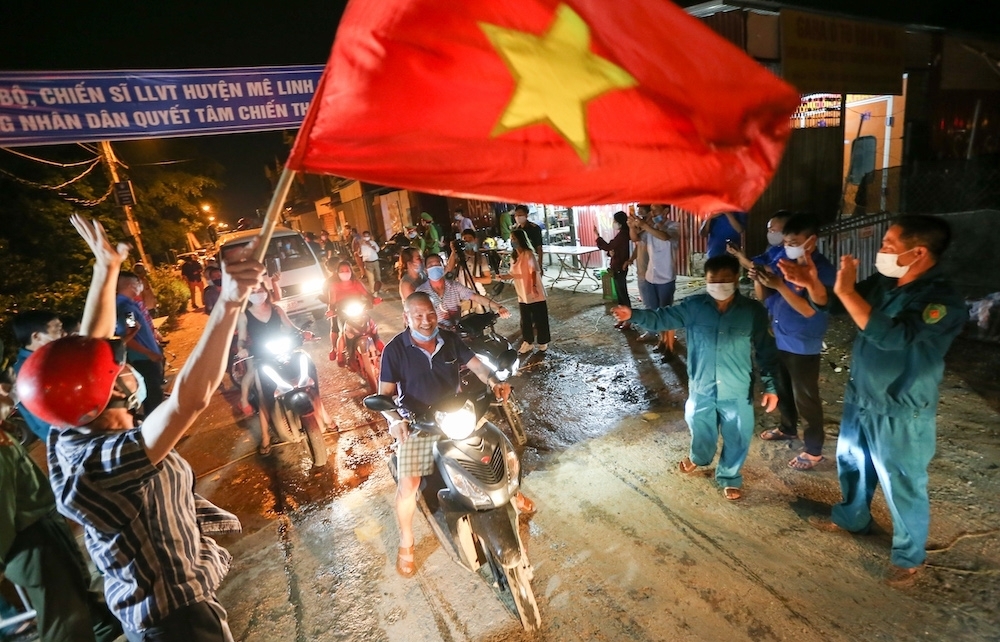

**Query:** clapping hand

left=777, top=252, right=818, bottom=291
left=833, top=254, right=860, bottom=297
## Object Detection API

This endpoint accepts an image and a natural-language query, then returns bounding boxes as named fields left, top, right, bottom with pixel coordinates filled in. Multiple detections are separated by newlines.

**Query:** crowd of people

left=0, top=202, right=967, bottom=639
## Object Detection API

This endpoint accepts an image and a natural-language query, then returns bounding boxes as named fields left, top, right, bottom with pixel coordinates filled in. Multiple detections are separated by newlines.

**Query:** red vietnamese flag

left=288, top=0, right=800, bottom=213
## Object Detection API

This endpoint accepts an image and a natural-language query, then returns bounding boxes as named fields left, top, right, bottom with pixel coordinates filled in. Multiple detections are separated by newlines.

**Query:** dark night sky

left=2, top=0, right=995, bottom=221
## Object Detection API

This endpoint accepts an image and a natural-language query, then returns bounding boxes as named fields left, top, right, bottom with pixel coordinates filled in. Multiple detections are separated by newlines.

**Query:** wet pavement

left=148, top=267, right=1000, bottom=641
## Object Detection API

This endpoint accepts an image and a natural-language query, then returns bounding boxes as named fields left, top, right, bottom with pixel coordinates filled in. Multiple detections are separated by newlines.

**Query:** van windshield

left=224, top=234, right=317, bottom=271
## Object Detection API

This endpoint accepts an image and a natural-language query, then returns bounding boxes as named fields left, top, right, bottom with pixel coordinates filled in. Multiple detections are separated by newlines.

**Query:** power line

left=1, top=146, right=101, bottom=167
left=0, top=158, right=102, bottom=190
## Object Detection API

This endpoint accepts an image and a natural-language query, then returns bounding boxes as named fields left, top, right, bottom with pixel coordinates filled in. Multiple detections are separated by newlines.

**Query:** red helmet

left=16, top=336, right=125, bottom=427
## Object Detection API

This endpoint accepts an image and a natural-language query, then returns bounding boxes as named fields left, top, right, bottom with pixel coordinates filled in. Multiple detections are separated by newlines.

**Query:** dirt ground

left=21, top=268, right=997, bottom=642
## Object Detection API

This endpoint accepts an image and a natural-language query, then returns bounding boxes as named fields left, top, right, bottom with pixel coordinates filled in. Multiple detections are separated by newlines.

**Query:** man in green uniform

left=419, top=212, right=442, bottom=255
left=612, top=254, right=778, bottom=501
left=0, top=415, right=121, bottom=641
left=780, top=215, right=965, bottom=587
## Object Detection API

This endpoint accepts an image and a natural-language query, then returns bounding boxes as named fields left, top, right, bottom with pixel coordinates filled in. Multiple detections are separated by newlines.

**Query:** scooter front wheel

left=302, top=414, right=328, bottom=467
left=358, top=340, right=380, bottom=394
left=485, top=548, right=541, bottom=631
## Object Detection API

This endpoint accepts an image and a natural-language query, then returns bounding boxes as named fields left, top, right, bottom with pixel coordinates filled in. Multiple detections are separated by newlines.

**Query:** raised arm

left=141, top=241, right=265, bottom=464
left=72, top=214, right=130, bottom=339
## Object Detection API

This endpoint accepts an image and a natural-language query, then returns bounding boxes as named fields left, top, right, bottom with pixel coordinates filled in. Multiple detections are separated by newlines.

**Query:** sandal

left=723, top=487, right=742, bottom=501
left=789, top=453, right=825, bottom=471
left=514, top=492, right=536, bottom=515
left=396, top=545, right=416, bottom=578
left=258, top=443, right=272, bottom=456
left=679, top=457, right=698, bottom=474
left=760, top=428, right=796, bottom=441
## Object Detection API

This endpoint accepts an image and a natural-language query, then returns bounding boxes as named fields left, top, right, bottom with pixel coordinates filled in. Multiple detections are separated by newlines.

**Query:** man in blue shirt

left=781, top=215, right=966, bottom=587
left=728, top=210, right=793, bottom=272
left=11, top=310, right=65, bottom=441
left=700, top=211, right=748, bottom=258
left=379, top=292, right=523, bottom=577
left=116, top=271, right=164, bottom=416
left=612, top=255, right=778, bottom=501
left=754, top=213, right=836, bottom=470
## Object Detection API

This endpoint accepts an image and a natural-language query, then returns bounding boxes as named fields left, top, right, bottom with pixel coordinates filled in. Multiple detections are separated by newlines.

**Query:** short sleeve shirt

left=416, top=280, right=477, bottom=330
left=707, top=212, right=748, bottom=258
left=379, top=329, right=475, bottom=412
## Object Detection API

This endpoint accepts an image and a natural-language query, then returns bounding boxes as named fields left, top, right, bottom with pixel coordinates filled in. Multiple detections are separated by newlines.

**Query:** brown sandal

left=723, top=487, right=742, bottom=501
left=679, top=457, right=698, bottom=474
left=514, top=492, right=536, bottom=515
left=396, top=545, right=416, bottom=578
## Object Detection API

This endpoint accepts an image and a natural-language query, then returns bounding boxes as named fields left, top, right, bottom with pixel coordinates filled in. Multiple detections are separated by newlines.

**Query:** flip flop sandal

left=396, top=545, right=416, bottom=578
left=723, top=487, right=742, bottom=501
left=789, top=453, right=826, bottom=470
left=760, top=428, right=796, bottom=441
left=679, top=457, right=698, bottom=474
left=514, top=492, right=537, bottom=515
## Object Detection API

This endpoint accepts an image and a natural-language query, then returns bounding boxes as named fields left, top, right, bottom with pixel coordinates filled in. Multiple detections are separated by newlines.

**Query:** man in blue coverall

left=780, top=215, right=965, bottom=587
left=612, top=254, right=778, bottom=501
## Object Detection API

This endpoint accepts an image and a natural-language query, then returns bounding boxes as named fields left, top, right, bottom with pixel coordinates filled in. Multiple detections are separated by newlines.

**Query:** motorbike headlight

left=443, top=461, right=493, bottom=508
left=435, top=400, right=477, bottom=440
left=302, top=278, right=325, bottom=294
left=265, top=336, right=292, bottom=354
left=342, top=301, right=365, bottom=318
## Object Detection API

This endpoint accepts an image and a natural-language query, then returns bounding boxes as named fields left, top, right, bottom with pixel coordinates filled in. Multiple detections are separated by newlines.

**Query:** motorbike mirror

left=490, top=281, right=505, bottom=297
left=363, top=394, right=397, bottom=412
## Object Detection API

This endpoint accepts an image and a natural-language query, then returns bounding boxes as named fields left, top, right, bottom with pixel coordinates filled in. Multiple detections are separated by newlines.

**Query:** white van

left=217, top=227, right=327, bottom=319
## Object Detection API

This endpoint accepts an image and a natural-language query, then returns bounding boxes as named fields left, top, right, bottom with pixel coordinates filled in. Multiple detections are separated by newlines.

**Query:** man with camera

left=445, top=229, right=493, bottom=314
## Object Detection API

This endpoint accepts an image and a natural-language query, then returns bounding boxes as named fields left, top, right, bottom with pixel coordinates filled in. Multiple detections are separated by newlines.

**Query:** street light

left=201, top=204, right=211, bottom=213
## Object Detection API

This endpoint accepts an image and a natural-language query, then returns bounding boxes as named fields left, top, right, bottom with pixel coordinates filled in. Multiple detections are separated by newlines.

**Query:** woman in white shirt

left=500, top=229, right=550, bottom=354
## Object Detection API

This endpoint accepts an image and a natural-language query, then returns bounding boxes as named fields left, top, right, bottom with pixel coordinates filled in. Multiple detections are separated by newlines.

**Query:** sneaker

left=537, top=343, right=548, bottom=351
left=518, top=341, right=533, bottom=354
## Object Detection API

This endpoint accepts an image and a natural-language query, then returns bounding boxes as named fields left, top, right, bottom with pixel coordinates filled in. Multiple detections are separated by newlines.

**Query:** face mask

left=407, top=231, right=418, bottom=239
left=454, top=215, right=463, bottom=221
left=767, top=231, right=784, bottom=246
left=211, top=278, right=222, bottom=286
left=107, top=366, right=146, bottom=413
left=466, top=242, right=477, bottom=251
left=363, top=235, right=371, bottom=241
left=875, top=249, right=916, bottom=278
left=338, top=272, right=353, bottom=281
left=427, top=265, right=445, bottom=281
left=784, top=244, right=806, bottom=260
left=706, top=282, right=737, bottom=300
left=653, top=215, right=664, bottom=225
left=249, top=292, right=267, bottom=305
left=410, top=326, right=439, bottom=342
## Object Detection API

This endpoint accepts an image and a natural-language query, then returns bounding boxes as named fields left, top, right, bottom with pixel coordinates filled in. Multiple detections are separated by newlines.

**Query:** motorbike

left=378, top=234, right=406, bottom=285
left=457, top=311, right=527, bottom=446
left=330, top=297, right=384, bottom=394
left=244, top=328, right=329, bottom=467
left=364, top=393, right=541, bottom=631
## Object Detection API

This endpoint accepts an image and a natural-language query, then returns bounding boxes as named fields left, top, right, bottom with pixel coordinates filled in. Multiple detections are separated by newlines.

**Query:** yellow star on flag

left=480, top=4, right=638, bottom=163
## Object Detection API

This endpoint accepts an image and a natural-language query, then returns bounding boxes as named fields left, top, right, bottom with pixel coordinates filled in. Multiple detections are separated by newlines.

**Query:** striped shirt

left=47, top=427, right=240, bottom=632
left=416, top=279, right=476, bottom=330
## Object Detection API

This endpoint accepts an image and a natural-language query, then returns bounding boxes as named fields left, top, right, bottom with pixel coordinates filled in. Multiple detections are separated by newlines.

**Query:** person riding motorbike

left=326, top=259, right=381, bottom=369
left=236, top=280, right=328, bottom=454
left=416, top=254, right=510, bottom=331
left=379, top=292, right=534, bottom=578
left=397, top=247, right=426, bottom=301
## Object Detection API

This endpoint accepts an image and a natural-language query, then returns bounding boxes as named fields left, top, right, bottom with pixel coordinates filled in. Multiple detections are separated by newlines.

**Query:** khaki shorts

left=396, top=431, right=439, bottom=478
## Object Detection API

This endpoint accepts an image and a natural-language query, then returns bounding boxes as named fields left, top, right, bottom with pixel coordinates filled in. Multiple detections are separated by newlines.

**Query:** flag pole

left=251, top=167, right=296, bottom=264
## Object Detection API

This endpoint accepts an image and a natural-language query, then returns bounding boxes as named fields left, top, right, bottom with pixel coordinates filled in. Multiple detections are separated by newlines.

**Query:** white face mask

left=766, top=231, right=784, bottom=246
left=875, top=248, right=916, bottom=278
left=248, top=292, right=267, bottom=305
left=784, top=244, right=806, bottom=260
left=705, top=282, right=737, bottom=301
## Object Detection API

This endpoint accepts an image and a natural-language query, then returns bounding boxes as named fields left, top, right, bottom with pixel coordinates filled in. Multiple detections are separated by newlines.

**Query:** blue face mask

left=653, top=215, right=664, bottom=225
left=427, top=265, right=445, bottom=281
left=410, top=327, right=439, bottom=342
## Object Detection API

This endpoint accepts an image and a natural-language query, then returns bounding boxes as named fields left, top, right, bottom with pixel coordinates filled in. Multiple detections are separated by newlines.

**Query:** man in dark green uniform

left=612, top=255, right=778, bottom=501
left=780, top=215, right=965, bottom=587
left=0, top=419, right=121, bottom=641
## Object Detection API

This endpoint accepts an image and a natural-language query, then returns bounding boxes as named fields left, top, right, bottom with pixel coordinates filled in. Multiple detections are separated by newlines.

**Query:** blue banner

left=0, top=66, right=324, bottom=147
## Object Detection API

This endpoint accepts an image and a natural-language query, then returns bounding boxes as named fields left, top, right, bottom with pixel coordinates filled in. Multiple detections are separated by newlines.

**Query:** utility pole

left=100, top=141, right=152, bottom=266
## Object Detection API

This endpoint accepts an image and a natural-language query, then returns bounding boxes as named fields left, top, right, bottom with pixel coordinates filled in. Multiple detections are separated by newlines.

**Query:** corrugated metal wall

left=748, top=127, right=844, bottom=257
left=667, top=206, right=709, bottom=277
left=700, top=11, right=746, bottom=50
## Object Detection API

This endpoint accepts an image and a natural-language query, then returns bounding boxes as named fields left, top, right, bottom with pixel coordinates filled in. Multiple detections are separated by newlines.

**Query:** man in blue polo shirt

left=379, top=292, right=529, bottom=578
left=753, top=213, right=836, bottom=470
left=728, top=210, right=793, bottom=272
left=116, top=271, right=164, bottom=416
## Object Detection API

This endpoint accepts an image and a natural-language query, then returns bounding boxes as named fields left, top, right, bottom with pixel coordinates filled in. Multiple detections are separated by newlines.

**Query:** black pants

left=773, top=351, right=824, bottom=456
left=3, top=513, right=122, bottom=642
left=131, top=358, right=165, bottom=416
left=124, top=598, right=232, bottom=642
left=519, top=300, right=551, bottom=345
left=612, top=269, right=630, bottom=307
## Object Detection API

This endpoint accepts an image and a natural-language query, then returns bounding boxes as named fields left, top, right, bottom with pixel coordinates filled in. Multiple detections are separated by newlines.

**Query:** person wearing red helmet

left=17, top=214, right=265, bottom=641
